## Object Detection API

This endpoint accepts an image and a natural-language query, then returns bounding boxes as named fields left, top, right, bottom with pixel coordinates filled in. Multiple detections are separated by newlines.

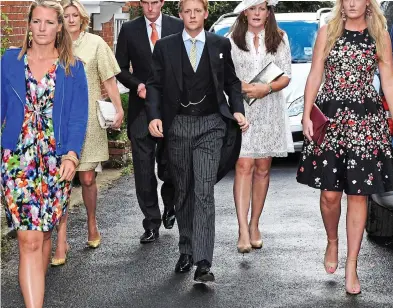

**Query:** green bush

left=1, top=13, right=13, bottom=56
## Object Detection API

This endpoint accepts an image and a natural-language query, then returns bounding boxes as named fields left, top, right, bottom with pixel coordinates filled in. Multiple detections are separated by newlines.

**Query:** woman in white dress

left=229, top=0, right=293, bottom=253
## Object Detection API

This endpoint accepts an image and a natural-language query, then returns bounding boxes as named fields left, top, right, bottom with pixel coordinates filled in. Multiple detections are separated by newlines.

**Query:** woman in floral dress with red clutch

left=1, top=1, right=88, bottom=306
left=297, top=0, right=393, bottom=295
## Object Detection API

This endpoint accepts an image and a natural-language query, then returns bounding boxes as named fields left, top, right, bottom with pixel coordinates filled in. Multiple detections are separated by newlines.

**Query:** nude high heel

left=324, top=237, right=338, bottom=274
left=345, top=258, right=361, bottom=295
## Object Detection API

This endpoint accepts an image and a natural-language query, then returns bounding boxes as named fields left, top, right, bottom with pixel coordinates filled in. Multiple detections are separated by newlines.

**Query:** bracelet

left=267, top=84, right=273, bottom=95
left=61, top=154, right=79, bottom=167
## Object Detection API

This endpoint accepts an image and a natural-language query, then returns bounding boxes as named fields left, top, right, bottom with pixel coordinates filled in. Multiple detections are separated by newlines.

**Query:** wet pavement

left=1, top=155, right=393, bottom=308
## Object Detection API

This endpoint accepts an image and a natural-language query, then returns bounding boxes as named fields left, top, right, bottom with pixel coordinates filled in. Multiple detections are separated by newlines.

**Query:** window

left=113, top=13, right=129, bottom=52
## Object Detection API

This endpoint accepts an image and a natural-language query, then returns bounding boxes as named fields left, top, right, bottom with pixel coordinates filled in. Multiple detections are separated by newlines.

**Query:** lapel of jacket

left=206, top=31, right=221, bottom=99
left=137, top=16, right=153, bottom=58
left=161, top=14, right=170, bottom=38
left=169, top=32, right=183, bottom=92
left=8, top=54, right=26, bottom=105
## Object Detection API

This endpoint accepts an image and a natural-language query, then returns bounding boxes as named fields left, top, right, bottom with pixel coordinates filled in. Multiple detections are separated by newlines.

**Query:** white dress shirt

left=145, top=13, right=163, bottom=52
left=182, top=29, right=206, bottom=71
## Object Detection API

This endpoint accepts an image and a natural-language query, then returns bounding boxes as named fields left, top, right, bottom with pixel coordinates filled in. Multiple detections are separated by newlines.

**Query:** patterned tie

left=189, top=38, right=197, bottom=72
left=150, top=22, right=158, bottom=46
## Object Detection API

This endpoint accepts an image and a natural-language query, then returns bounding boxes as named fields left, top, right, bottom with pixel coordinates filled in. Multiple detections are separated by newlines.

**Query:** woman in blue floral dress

left=297, top=0, right=393, bottom=295
left=0, top=1, right=88, bottom=306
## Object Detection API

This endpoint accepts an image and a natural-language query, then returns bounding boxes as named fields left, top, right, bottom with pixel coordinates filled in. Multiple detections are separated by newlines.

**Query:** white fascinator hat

left=234, top=0, right=279, bottom=14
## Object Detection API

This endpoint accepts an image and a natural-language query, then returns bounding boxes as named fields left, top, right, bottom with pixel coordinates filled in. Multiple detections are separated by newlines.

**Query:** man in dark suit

left=146, top=0, right=249, bottom=282
left=115, top=0, right=184, bottom=243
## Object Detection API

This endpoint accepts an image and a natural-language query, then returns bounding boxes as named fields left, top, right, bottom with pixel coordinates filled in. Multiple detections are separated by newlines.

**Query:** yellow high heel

left=87, top=236, right=101, bottom=249
left=51, top=244, right=70, bottom=267
left=324, top=237, right=338, bottom=274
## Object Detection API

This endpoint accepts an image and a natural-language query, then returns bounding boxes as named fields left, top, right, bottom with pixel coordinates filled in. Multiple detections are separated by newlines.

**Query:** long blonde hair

left=61, top=0, right=90, bottom=31
left=18, top=0, right=75, bottom=75
left=324, top=0, right=387, bottom=61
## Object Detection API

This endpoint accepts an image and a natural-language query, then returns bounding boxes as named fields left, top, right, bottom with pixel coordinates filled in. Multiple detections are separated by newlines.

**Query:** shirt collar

left=182, top=29, right=206, bottom=43
left=145, top=13, right=162, bottom=28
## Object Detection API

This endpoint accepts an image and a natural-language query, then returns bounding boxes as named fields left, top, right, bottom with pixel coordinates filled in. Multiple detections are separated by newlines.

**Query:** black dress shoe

left=194, top=260, right=215, bottom=283
left=140, top=229, right=159, bottom=244
left=175, top=254, right=193, bottom=273
left=162, top=208, right=176, bottom=229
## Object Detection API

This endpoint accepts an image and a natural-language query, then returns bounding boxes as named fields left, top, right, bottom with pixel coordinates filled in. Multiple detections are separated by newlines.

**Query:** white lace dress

left=230, top=30, right=294, bottom=158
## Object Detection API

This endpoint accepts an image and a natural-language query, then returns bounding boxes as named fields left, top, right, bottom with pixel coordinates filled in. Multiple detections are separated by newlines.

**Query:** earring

left=341, top=8, right=347, bottom=21
left=28, top=31, right=33, bottom=47
left=366, top=5, right=372, bottom=18
left=55, top=32, right=60, bottom=47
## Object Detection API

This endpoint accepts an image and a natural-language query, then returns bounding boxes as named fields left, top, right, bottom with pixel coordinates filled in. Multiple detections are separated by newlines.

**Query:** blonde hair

left=178, top=0, right=209, bottom=12
left=18, top=0, right=75, bottom=75
left=61, top=0, right=90, bottom=31
left=324, top=0, right=387, bottom=61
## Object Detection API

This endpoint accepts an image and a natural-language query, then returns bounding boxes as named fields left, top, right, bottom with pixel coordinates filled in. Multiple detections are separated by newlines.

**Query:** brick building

left=1, top=1, right=140, bottom=94
left=0, top=1, right=138, bottom=51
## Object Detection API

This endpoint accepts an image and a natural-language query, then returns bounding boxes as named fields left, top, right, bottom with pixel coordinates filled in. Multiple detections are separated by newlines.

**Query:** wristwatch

left=267, top=84, right=273, bottom=95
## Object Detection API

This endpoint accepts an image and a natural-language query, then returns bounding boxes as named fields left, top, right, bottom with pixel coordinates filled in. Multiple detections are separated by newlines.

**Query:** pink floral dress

left=1, top=55, right=71, bottom=231
left=297, top=28, right=393, bottom=195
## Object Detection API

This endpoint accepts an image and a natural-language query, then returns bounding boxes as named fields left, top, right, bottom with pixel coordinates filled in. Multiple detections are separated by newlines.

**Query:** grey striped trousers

left=167, top=113, right=226, bottom=265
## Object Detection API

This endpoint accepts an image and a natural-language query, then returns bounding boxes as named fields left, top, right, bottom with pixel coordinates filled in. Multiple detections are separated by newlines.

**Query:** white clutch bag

left=96, top=100, right=116, bottom=129
left=244, top=61, right=284, bottom=106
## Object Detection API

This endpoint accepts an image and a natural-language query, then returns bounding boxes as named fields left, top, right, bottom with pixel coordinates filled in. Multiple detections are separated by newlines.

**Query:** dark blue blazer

left=1, top=48, right=88, bottom=158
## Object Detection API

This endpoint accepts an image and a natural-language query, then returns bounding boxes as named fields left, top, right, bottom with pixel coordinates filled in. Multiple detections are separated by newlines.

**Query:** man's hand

left=137, top=83, right=146, bottom=99
left=233, top=112, right=249, bottom=132
left=149, top=119, right=164, bottom=138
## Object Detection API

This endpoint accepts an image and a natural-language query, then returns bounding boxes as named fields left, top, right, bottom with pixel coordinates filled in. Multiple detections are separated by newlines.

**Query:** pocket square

left=219, top=53, right=223, bottom=59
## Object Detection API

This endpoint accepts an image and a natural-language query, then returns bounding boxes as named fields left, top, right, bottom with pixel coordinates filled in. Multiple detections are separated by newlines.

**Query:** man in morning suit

left=146, top=0, right=249, bottom=282
left=115, top=0, right=184, bottom=243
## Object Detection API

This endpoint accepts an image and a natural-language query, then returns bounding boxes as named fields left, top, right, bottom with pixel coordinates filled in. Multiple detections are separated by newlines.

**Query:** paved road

left=1, top=155, right=393, bottom=308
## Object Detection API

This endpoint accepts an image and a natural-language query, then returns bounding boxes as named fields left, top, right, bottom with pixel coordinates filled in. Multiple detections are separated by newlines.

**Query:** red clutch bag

left=310, top=104, right=329, bottom=145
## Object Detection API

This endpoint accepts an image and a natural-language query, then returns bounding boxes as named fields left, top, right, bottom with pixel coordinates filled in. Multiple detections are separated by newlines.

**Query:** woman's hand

left=59, top=152, right=78, bottom=182
left=111, top=109, right=124, bottom=130
left=59, top=160, right=77, bottom=182
left=302, top=116, right=314, bottom=142
left=242, top=83, right=270, bottom=99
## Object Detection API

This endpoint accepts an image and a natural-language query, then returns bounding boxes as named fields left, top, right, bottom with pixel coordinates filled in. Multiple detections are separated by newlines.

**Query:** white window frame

left=113, top=13, right=129, bottom=52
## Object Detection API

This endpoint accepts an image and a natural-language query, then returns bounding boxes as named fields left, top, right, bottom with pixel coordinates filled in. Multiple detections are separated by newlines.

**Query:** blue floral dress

left=1, top=55, right=71, bottom=231
left=297, top=29, right=393, bottom=195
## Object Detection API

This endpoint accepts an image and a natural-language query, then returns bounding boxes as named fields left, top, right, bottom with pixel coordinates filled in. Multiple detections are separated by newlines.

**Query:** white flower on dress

left=333, top=168, right=337, bottom=173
